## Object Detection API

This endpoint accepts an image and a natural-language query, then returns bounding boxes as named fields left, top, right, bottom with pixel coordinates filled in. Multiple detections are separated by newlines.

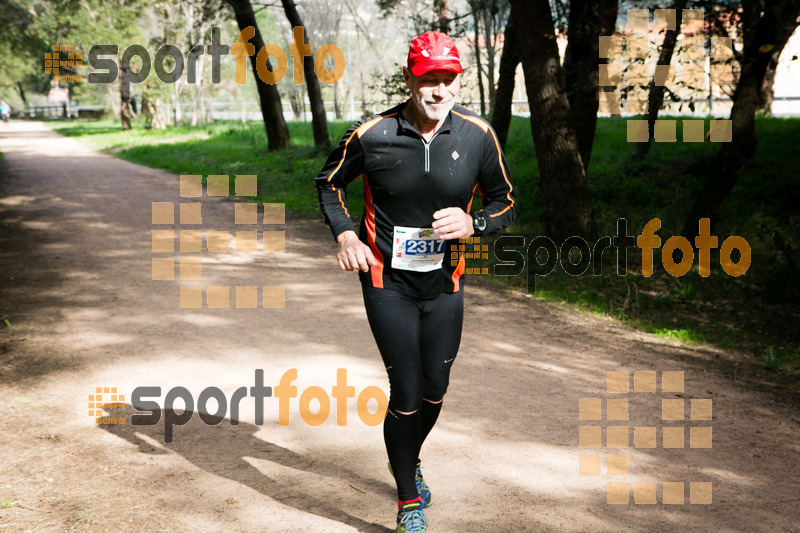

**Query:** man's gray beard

left=417, top=97, right=455, bottom=122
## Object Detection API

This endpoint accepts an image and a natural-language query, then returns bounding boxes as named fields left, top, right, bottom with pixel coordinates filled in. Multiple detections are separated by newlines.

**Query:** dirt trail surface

left=0, top=120, right=798, bottom=532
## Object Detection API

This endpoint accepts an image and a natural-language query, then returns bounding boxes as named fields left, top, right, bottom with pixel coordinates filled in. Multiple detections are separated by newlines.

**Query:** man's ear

left=402, top=66, right=412, bottom=88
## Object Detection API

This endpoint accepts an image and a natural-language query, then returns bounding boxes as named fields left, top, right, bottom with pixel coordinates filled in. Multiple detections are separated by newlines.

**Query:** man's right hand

left=336, top=231, right=379, bottom=272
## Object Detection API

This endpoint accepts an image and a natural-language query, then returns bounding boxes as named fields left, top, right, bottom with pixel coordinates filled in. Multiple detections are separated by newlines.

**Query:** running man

left=315, top=31, right=516, bottom=532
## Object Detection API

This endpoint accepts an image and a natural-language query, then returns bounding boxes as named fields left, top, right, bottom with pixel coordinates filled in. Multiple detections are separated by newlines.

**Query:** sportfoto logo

left=45, top=45, right=84, bottom=83
left=491, top=218, right=750, bottom=292
left=77, top=26, right=343, bottom=91
left=579, top=370, right=714, bottom=505
left=93, top=369, right=388, bottom=443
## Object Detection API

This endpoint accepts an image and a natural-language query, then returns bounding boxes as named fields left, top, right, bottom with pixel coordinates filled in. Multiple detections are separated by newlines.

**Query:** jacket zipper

left=422, top=130, right=441, bottom=173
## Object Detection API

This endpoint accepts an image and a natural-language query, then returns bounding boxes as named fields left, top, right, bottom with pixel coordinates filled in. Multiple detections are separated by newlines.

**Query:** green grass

left=47, top=115, right=800, bottom=378
left=50, top=119, right=355, bottom=216
left=760, top=346, right=800, bottom=372
left=489, top=114, right=800, bottom=376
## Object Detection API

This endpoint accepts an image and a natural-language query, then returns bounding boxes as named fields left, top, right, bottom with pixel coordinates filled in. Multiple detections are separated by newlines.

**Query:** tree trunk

left=434, top=0, right=449, bottom=33
left=238, top=85, right=247, bottom=123
left=334, top=81, right=342, bottom=119
left=141, top=93, right=150, bottom=129
left=301, top=84, right=307, bottom=121
left=360, top=72, right=368, bottom=120
left=681, top=0, right=800, bottom=238
left=191, top=82, right=200, bottom=126
left=562, top=0, right=619, bottom=171
left=491, top=1, right=520, bottom=150
left=759, top=48, right=782, bottom=115
left=120, top=58, right=132, bottom=131
left=289, top=90, right=302, bottom=120
left=16, top=82, right=27, bottom=106
left=172, top=82, right=181, bottom=126
left=472, top=6, right=486, bottom=116
left=205, top=81, right=214, bottom=124
left=144, top=92, right=166, bottom=130
left=631, top=0, right=687, bottom=162
left=512, top=0, right=593, bottom=240
left=483, top=8, right=496, bottom=116
left=226, top=0, right=291, bottom=150
left=281, top=0, right=330, bottom=148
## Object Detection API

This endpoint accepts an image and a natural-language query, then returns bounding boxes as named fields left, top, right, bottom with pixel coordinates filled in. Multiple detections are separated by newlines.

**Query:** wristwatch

left=472, top=211, right=487, bottom=235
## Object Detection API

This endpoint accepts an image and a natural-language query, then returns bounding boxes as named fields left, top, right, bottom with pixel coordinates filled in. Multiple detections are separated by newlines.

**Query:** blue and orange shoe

left=388, top=461, right=432, bottom=508
left=396, top=499, right=428, bottom=533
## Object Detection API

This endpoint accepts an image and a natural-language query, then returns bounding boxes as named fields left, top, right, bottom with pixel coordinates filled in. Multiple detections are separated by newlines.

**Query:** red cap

left=407, top=31, right=462, bottom=76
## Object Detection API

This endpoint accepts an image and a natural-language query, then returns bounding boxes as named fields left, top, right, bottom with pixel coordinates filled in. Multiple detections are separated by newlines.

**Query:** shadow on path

left=101, top=405, right=394, bottom=532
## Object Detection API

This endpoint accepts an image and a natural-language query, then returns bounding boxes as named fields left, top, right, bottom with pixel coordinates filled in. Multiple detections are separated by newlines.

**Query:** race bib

left=391, top=226, right=446, bottom=272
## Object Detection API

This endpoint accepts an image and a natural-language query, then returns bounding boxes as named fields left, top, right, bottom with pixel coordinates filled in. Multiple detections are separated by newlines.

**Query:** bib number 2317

left=392, top=226, right=446, bottom=272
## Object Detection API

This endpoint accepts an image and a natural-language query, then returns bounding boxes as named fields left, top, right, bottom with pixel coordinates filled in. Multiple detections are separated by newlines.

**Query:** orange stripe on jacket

left=452, top=110, right=489, bottom=132
left=363, top=175, right=384, bottom=288
left=356, top=112, right=397, bottom=138
left=486, top=126, right=515, bottom=218
left=326, top=129, right=359, bottom=183
left=325, top=113, right=397, bottom=184
left=450, top=184, right=480, bottom=292
left=336, top=188, right=350, bottom=218
left=451, top=110, right=515, bottom=218
left=450, top=252, right=465, bottom=292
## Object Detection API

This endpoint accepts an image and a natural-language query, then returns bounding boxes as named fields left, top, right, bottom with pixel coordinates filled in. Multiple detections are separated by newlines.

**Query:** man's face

left=404, top=67, right=460, bottom=123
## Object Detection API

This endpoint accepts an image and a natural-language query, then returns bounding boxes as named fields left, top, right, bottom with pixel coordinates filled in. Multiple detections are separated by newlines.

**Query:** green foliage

left=47, top=114, right=800, bottom=380
left=50, top=119, right=353, bottom=215
left=653, top=327, right=694, bottom=344
left=368, top=70, right=408, bottom=109
left=375, top=0, right=446, bottom=35
left=0, top=0, right=47, bottom=93
left=482, top=115, right=798, bottom=376
left=760, top=346, right=800, bottom=373
left=0, top=0, right=145, bottom=106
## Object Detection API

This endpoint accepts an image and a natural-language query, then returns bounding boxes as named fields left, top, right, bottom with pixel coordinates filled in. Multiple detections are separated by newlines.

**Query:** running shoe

left=388, top=461, right=432, bottom=508
left=396, top=500, right=429, bottom=533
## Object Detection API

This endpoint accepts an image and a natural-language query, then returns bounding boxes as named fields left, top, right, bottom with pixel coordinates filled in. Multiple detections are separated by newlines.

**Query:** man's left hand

left=432, top=207, right=475, bottom=240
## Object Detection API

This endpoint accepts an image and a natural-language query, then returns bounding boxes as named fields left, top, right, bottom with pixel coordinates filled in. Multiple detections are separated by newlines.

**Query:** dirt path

left=0, top=120, right=797, bottom=532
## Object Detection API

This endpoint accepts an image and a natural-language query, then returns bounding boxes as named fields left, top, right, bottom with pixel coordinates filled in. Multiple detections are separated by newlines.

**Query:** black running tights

left=361, top=285, right=464, bottom=501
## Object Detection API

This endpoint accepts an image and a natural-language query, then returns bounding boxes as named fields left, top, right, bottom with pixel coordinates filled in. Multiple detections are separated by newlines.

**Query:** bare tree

left=226, top=0, right=291, bottom=150
left=631, top=0, right=688, bottom=162
left=511, top=0, right=593, bottom=240
left=377, top=0, right=451, bottom=34
left=280, top=0, right=330, bottom=148
left=758, top=47, right=783, bottom=115
left=434, top=0, right=449, bottom=33
left=493, top=0, right=615, bottom=155
left=469, top=1, right=487, bottom=115
left=466, top=0, right=509, bottom=117
left=120, top=57, right=133, bottom=130
left=483, top=0, right=508, bottom=116
left=681, top=0, right=800, bottom=237
left=562, top=0, right=619, bottom=171
left=490, top=0, right=519, bottom=149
